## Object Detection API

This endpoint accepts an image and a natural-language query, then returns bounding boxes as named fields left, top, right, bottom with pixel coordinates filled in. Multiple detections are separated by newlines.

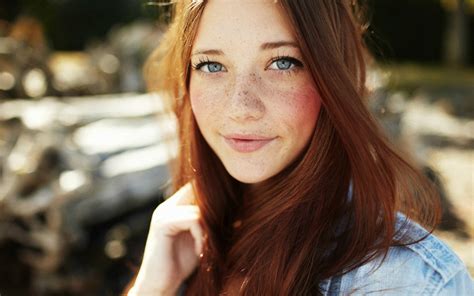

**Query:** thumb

left=189, top=221, right=205, bottom=256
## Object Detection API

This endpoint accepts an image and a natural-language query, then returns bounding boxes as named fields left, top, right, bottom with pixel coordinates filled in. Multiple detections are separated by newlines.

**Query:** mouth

left=223, top=134, right=276, bottom=153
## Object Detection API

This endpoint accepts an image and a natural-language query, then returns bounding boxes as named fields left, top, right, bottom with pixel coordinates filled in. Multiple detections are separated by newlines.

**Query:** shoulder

left=322, top=214, right=474, bottom=295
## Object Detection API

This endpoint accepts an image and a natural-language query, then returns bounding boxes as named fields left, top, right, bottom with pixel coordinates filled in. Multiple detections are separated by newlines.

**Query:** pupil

left=277, top=60, right=291, bottom=69
left=209, top=63, right=221, bottom=72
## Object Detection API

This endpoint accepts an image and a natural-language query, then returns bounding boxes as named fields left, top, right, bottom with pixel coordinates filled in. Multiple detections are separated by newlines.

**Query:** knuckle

left=151, top=206, right=168, bottom=224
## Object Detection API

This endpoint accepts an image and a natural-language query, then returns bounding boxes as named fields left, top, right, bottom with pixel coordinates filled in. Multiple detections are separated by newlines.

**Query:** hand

left=129, top=183, right=204, bottom=295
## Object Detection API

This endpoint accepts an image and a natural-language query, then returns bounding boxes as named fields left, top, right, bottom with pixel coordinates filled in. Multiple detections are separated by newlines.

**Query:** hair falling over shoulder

left=144, top=0, right=441, bottom=294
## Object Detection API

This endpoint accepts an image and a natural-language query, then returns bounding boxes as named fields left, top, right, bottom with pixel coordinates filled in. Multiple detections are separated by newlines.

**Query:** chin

left=224, top=164, right=277, bottom=184
left=231, top=174, right=267, bottom=184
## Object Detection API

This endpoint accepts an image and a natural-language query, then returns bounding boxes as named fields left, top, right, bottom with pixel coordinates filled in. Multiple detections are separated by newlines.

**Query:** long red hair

left=144, top=0, right=440, bottom=294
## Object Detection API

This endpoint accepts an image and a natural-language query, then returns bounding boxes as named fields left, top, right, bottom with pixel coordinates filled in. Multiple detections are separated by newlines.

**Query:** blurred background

left=0, top=0, right=472, bottom=294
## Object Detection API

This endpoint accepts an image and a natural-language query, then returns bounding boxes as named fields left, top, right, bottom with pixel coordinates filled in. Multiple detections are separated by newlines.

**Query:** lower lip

left=224, top=137, right=274, bottom=153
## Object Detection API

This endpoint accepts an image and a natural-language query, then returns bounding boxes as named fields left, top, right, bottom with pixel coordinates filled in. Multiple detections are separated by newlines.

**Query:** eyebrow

left=191, top=49, right=224, bottom=56
left=260, top=41, right=299, bottom=50
left=191, top=41, right=299, bottom=56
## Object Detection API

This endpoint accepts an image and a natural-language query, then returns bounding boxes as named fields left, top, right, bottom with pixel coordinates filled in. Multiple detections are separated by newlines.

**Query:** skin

left=190, top=0, right=322, bottom=184
left=129, top=1, right=322, bottom=294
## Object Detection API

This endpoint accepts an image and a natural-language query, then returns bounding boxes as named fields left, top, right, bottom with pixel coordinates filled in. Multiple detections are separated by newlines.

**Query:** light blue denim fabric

left=320, top=214, right=474, bottom=295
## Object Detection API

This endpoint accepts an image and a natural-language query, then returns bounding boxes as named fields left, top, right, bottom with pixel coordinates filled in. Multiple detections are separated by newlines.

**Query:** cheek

left=276, top=85, right=322, bottom=133
left=189, top=89, right=205, bottom=117
left=189, top=84, right=219, bottom=123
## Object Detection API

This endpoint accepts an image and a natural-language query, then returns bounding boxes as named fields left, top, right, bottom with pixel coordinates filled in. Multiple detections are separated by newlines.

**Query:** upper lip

left=223, top=134, right=275, bottom=141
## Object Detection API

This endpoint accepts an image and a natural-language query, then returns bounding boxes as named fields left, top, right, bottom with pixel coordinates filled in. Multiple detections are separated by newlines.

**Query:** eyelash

left=191, top=55, right=304, bottom=75
left=191, top=56, right=216, bottom=71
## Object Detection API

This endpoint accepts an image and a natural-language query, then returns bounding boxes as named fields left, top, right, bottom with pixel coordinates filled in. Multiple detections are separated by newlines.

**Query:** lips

left=223, top=134, right=275, bottom=153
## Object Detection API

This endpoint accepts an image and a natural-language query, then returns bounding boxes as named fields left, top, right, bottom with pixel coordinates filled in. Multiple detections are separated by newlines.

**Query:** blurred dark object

left=0, top=16, right=55, bottom=99
left=0, top=0, right=148, bottom=51
left=1, top=16, right=163, bottom=99
left=444, top=0, right=470, bottom=67
left=85, top=21, right=164, bottom=93
left=367, top=0, right=473, bottom=65
left=47, top=21, right=163, bottom=95
left=0, top=93, right=177, bottom=295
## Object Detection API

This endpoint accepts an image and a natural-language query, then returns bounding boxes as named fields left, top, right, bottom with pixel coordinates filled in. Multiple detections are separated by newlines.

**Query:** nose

left=227, top=74, right=265, bottom=123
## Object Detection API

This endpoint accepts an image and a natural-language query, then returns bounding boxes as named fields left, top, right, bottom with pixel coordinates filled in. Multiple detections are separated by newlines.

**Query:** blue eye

left=194, top=61, right=226, bottom=73
left=275, top=59, right=292, bottom=70
left=268, top=57, right=303, bottom=71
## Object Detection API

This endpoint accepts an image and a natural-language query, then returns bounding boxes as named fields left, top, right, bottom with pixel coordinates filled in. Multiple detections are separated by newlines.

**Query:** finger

left=155, top=206, right=205, bottom=256
left=156, top=206, right=201, bottom=236
left=154, top=204, right=200, bottom=220
left=162, top=183, right=196, bottom=208
left=189, top=221, right=204, bottom=256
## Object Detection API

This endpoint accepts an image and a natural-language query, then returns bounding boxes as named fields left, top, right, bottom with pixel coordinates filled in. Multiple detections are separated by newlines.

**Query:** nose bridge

left=227, top=72, right=265, bottom=121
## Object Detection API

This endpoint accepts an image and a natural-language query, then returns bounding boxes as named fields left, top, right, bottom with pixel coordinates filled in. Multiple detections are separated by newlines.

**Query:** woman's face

left=189, top=0, right=322, bottom=184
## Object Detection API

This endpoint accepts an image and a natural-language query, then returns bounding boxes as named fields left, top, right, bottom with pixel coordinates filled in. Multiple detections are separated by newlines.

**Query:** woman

left=129, top=0, right=473, bottom=295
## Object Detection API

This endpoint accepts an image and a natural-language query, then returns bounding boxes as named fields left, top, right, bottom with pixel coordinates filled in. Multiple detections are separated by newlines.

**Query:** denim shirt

left=177, top=214, right=473, bottom=295
left=319, top=214, right=474, bottom=295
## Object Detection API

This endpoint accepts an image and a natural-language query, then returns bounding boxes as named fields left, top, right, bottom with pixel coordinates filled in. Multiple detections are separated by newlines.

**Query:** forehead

left=192, top=0, right=297, bottom=50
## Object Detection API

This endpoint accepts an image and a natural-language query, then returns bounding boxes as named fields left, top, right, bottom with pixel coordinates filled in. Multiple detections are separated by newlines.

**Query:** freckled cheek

left=276, top=86, right=322, bottom=130
left=189, top=89, right=204, bottom=114
left=189, top=85, right=222, bottom=121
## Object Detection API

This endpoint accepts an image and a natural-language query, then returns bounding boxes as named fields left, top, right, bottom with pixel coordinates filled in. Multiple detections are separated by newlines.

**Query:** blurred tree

left=366, top=0, right=473, bottom=65
left=1, top=0, right=153, bottom=50
left=367, top=0, right=447, bottom=63
left=443, top=0, right=470, bottom=67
